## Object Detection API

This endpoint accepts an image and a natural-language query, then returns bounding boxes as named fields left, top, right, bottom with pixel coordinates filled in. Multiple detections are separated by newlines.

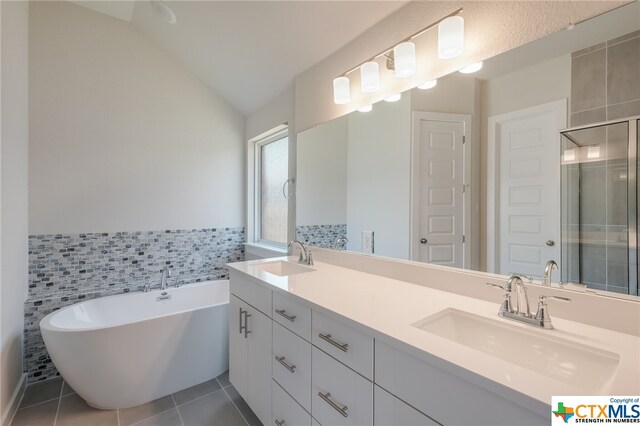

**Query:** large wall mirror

left=296, top=2, right=640, bottom=296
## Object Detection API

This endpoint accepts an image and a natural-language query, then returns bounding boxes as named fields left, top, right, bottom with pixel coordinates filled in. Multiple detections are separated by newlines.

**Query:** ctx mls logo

left=551, top=396, right=640, bottom=425
left=553, top=402, right=575, bottom=423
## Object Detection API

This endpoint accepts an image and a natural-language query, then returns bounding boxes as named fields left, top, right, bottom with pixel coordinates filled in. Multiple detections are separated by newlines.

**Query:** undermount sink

left=253, top=260, right=315, bottom=277
left=412, top=308, right=620, bottom=392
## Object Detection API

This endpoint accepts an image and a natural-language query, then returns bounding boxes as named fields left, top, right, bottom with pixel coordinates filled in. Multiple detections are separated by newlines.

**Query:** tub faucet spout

left=542, top=260, right=558, bottom=285
left=160, top=267, right=171, bottom=290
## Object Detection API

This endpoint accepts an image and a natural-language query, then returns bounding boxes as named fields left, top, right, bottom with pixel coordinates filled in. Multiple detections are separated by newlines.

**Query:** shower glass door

left=560, top=117, right=638, bottom=295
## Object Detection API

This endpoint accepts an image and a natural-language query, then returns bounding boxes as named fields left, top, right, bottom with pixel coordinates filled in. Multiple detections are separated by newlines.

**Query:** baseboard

left=2, top=373, right=26, bottom=426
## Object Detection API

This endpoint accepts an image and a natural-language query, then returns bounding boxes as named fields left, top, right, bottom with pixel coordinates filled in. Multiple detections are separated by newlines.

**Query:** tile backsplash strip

left=296, top=224, right=347, bottom=249
left=25, top=227, right=245, bottom=382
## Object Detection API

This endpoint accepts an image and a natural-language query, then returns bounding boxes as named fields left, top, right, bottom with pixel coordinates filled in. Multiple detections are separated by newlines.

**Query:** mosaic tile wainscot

left=25, top=227, right=245, bottom=382
left=296, top=224, right=347, bottom=250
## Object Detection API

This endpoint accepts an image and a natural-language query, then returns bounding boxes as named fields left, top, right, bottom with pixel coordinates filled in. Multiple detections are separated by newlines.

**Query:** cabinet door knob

left=420, top=238, right=428, bottom=244
left=546, top=240, right=555, bottom=246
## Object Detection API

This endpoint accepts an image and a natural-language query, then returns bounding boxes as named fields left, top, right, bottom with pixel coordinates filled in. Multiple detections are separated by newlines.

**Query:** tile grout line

left=173, top=385, right=225, bottom=408
left=15, top=396, right=60, bottom=411
left=170, top=395, right=185, bottom=426
left=128, top=407, right=176, bottom=426
left=219, top=381, right=249, bottom=426
left=52, top=381, right=65, bottom=426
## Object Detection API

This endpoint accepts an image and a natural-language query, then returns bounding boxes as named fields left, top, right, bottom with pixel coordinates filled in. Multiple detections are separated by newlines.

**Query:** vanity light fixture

left=563, top=149, right=576, bottom=162
left=438, top=16, right=464, bottom=59
left=358, top=105, right=373, bottom=112
left=393, top=42, right=416, bottom=78
left=587, top=145, right=601, bottom=159
left=151, top=0, right=176, bottom=24
left=459, top=61, right=483, bottom=74
left=385, top=93, right=402, bottom=102
left=333, top=76, right=351, bottom=104
left=360, top=62, right=380, bottom=93
left=418, top=79, right=438, bottom=90
left=331, top=8, right=463, bottom=104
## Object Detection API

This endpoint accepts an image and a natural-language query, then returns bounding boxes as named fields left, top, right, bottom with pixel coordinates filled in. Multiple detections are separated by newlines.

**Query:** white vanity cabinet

left=374, top=385, right=439, bottom=426
left=229, top=273, right=273, bottom=426
left=229, top=267, right=550, bottom=426
left=273, top=322, right=312, bottom=411
left=311, top=346, right=373, bottom=426
left=375, top=340, right=548, bottom=426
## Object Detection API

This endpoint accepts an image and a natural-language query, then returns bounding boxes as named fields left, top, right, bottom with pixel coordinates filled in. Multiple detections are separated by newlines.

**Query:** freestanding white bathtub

left=40, top=280, right=229, bottom=409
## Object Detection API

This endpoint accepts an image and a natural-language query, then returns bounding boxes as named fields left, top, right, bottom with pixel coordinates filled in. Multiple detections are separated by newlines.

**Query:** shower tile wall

left=569, top=30, right=639, bottom=292
left=296, top=224, right=347, bottom=249
left=570, top=30, right=640, bottom=125
left=24, top=227, right=244, bottom=382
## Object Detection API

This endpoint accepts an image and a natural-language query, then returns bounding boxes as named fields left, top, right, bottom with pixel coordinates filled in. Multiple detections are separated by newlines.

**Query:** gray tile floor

left=10, top=371, right=261, bottom=426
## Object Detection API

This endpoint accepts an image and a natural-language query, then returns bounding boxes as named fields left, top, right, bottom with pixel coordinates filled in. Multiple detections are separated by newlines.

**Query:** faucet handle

left=507, top=272, right=537, bottom=283
left=486, top=282, right=505, bottom=290
left=539, top=295, right=571, bottom=303
left=535, top=295, right=570, bottom=329
left=307, top=250, right=314, bottom=266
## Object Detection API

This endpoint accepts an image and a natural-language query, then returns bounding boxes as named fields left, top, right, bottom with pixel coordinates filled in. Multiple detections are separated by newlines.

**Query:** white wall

left=1, top=0, right=29, bottom=421
left=296, top=116, right=347, bottom=226
left=28, top=1, right=245, bottom=235
left=482, top=55, right=571, bottom=118
left=346, top=95, right=411, bottom=259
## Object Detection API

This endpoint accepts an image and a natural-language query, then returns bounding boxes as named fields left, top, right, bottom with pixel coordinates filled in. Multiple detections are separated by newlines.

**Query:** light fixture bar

left=336, top=7, right=463, bottom=79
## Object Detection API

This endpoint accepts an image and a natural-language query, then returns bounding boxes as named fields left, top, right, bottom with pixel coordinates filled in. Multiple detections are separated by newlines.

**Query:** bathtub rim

left=40, top=279, right=229, bottom=334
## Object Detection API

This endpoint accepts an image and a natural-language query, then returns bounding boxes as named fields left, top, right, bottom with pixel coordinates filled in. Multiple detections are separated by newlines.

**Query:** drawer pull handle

left=274, top=356, right=296, bottom=373
left=318, top=391, right=348, bottom=418
left=275, top=309, right=296, bottom=322
left=274, top=419, right=285, bottom=426
left=239, top=308, right=251, bottom=338
left=318, top=333, right=349, bottom=352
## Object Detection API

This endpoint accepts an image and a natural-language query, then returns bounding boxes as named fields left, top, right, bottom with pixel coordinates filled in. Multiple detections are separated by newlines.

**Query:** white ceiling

left=71, top=1, right=408, bottom=115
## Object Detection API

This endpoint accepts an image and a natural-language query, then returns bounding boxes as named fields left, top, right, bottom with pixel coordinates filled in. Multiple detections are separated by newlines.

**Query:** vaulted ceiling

left=70, top=1, right=407, bottom=115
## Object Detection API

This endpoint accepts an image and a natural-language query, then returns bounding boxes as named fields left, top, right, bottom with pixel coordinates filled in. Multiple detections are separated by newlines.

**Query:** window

left=254, top=128, right=289, bottom=246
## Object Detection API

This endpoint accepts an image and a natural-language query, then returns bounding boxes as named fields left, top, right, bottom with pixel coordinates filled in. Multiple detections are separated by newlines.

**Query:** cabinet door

left=229, top=295, right=248, bottom=399
left=374, top=385, right=439, bottom=426
left=273, top=380, right=311, bottom=426
left=247, top=304, right=273, bottom=426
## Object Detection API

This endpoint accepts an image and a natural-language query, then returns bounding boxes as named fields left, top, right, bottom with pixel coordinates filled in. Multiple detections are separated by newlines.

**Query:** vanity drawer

left=273, top=380, right=311, bottom=426
left=311, top=346, right=373, bottom=426
left=273, top=291, right=312, bottom=341
left=374, top=385, right=439, bottom=426
left=273, top=322, right=312, bottom=412
left=312, top=310, right=373, bottom=380
left=229, top=270, right=272, bottom=316
left=375, top=340, right=548, bottom=425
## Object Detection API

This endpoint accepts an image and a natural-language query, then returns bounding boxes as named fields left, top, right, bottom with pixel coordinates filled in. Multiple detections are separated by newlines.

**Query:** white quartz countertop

left=227, top=257, right=640, bottom=407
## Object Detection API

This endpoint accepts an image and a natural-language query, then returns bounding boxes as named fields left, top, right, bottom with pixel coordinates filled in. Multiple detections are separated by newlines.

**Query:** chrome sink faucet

left=487, top=274, right=570, bottom=329
left=160, top=266, right=171, bottom=290
left=333, top=236, right=348, bottom=250
left=542, top=260, right=558, bottom=285
left=288, top=240, right=313, bottom=265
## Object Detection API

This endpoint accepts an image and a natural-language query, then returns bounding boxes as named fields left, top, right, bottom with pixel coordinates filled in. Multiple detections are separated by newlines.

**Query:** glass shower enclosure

left=560, top=116, right=638, bottom=295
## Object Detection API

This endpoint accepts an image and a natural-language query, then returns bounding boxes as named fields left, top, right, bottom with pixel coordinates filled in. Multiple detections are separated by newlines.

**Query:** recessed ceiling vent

left=151, top=0, right=176, bottom=24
